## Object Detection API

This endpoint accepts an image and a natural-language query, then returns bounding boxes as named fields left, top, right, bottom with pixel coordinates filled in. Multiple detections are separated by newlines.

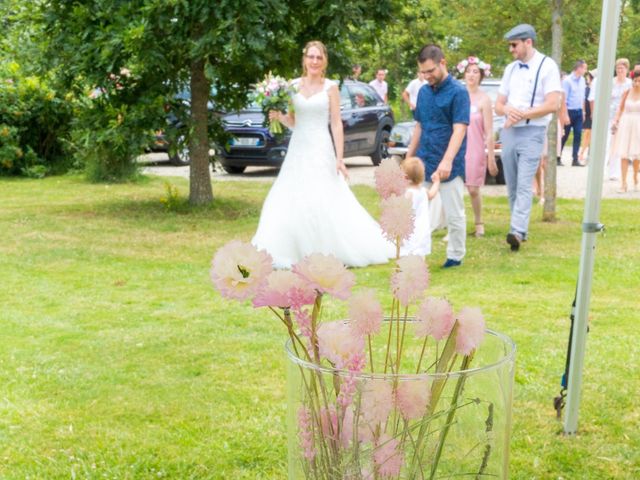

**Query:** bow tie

left=518, top=63, right=529, bottom=69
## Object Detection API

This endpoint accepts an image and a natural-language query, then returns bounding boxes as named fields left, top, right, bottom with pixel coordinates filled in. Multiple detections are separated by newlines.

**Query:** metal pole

left=563, top=0, right=621, bottom=435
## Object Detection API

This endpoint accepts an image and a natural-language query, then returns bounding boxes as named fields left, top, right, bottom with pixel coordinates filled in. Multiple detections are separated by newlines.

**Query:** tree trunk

left=544, top=0, right=563, bottom=221
left=188, top=58, right=214, bottom=205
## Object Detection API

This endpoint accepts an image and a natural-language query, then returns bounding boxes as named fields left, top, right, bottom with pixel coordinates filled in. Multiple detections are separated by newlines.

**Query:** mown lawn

left=0, top=174, right=638, bottom=479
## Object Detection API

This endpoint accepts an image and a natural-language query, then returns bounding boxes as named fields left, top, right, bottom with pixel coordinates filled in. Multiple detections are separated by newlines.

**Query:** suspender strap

left=526, top=55, right=547, bottom=125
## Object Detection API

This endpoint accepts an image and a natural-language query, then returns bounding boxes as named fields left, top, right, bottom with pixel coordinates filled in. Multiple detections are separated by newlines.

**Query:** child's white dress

left=400, top=186, right=432, bottom=256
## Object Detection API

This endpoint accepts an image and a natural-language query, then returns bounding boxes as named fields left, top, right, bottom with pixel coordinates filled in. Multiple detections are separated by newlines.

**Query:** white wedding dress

left=252, top=79, right=394, bottom=269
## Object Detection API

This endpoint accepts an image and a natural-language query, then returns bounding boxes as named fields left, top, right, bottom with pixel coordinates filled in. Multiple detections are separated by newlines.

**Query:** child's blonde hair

left=402, top=157, right=425, bottom=185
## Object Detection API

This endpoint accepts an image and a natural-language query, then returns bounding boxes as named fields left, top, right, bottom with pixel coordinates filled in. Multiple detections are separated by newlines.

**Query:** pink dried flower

left=298, top=406, right=316, bottom=460
left=374, top=434, right=404, bottom=478
left=415, top=297, right=454, bottom=340
left=337, top=354, right=366, bottom=408
left=360, top=379, right=393, bottom=425
left=293, top=253, right=355, bottom=300
left=395, top=380, right=431, bottom=420
left=293, top=307, right=312, bottom=338
left=340, top=406, right=355, bottom=447
left=455, top=307, right=486, bottom=356
left=319, top=406, right=339, bottom=440
left=348, top=289, right=383, bottom=336
left=375, top=158, right=409, bottom=199
left=210, top=240, right=273, bottom=300
left=391, top=255, right=429, bottom=306
left=317, top=321, right=365, bottom=369
left=252, top=270, right=315, bottom=308
left=379, top=194, right=414, bottom=242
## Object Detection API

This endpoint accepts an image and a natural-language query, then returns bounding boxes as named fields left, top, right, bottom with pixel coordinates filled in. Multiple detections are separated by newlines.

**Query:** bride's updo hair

left=302, top=40, right=328, bottom=77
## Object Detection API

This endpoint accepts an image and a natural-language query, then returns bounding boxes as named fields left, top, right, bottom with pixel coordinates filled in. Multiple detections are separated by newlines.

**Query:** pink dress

left=465, top=97, right=487, bottom=187
left=614, top=94, right=640, bottom=160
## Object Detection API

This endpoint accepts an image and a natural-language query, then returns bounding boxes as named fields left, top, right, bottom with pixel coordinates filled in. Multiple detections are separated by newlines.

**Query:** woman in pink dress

left=457, top=57, right=498, bottom=237
left=612, top=69, right=640, bottom=192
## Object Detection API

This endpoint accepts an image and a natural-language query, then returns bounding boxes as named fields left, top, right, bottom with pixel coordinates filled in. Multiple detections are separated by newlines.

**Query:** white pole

left=563, top=0, right=621, bottom=435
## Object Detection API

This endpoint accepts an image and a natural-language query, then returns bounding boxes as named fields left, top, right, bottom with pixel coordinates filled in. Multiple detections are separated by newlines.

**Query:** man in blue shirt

left=560, top=59, right=588, bottom=166
left=407, top=44, right=470, bottom=268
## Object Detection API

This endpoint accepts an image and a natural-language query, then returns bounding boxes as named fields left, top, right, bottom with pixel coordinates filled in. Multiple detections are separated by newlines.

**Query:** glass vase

left=286, top=327, right=515, bottom=479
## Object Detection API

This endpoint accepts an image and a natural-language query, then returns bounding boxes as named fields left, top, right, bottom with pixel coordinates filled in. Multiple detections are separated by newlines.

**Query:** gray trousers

left=500, top=126, right=546, bottom=238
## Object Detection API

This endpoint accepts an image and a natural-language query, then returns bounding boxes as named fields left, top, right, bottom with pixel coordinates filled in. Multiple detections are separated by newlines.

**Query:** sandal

left=471, top=223, right=485, bottom=237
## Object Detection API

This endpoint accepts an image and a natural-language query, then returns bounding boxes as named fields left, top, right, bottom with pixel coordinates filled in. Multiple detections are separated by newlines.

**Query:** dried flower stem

left=428, top=352, right=475, bottom=479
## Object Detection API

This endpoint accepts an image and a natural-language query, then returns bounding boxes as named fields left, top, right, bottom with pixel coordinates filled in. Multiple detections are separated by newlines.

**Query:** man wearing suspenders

left=495, top=24, right=562, bottom=251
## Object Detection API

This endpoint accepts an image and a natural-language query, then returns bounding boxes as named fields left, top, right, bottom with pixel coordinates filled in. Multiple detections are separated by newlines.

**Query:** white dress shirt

left=498, top=49, right=562, bottom=127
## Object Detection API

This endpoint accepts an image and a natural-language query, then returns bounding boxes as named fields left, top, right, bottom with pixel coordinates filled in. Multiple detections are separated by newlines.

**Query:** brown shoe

left=506, top=233, right=522, bottom=251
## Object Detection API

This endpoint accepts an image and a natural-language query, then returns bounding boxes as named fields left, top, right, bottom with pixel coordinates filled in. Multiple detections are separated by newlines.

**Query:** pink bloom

left=415, top=297, right=454, bottom=340
left=391, top=255, right=429, bottom=306
left=298, top=406, right=316, bottom=460
left=375, top=158, right=408, bottom=199
left=379, top=194, right=414, bottom=242
left=252, top=270, right=315, bottom=308
left=293, top=253, right=355, bottom=300
left=340, top=406, right=355, bottom=448
left=292, top=307, right=313, bottom=337
left=455, top=307, right=486, bottom=355
left=210, top=240, right=273, bottom=300
left=374, top=434, right=404, bottom=478
left=348, top=289, right=383, bottom=336
left=360, top=379, right=393, bottom=425
left=319, top=406, right=339, bottom=440
left=395, top=380, right=431, bottom=420
left=317, top=321, right=365, bottom=369
left=337, top=354, right=365, bottom=407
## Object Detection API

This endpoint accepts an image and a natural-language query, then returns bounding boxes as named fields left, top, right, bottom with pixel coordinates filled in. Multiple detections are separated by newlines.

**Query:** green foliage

left=68, top=69, right=165, bottom=182
left=160, top=181, right=183, bottom=212
left=0, top=62, right=74, bottom=176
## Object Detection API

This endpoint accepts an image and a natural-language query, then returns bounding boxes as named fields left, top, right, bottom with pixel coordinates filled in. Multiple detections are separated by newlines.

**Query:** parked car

left=150, top=87, right=219, bottom=166
left=387, top=79, right=506, bottom=184
left=217, top=79, right=394, bottom=174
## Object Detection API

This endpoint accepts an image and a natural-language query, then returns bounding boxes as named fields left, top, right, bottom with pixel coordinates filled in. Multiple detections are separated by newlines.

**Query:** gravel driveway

left=141, top=151, right=639, bottom=200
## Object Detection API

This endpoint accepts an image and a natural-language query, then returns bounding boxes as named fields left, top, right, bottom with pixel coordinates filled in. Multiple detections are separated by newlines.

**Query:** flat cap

left=504, top=24, right=537, bottom=41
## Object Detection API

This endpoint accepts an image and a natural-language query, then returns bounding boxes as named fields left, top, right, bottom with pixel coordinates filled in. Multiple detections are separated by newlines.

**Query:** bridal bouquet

left=254, top=72, right=294, bottom=135
left=211, top=159, right=512, bottom=479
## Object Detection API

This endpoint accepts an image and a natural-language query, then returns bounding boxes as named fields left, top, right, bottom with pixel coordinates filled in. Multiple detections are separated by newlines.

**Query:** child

left=400, top=157, right=441, bottom=256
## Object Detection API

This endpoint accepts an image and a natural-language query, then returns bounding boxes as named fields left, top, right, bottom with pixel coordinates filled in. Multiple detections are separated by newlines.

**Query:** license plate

left=232, top=137, right=260, bottom=147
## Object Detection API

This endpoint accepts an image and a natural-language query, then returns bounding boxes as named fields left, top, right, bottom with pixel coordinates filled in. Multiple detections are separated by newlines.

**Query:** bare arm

left=481, top=94, right=497, bottom=176
left=612, top=90, right=629, bottom=131
left=328, top=84, right=348, bottom=178
left=435, top=123, right=467, bottom=180
left=494, top=93, right=508, bottom=117
left=427, top=176, right=440, bottom=200
left=402, top=89, right=413, bottom=109
left=406, top=122, right=422, bottom=158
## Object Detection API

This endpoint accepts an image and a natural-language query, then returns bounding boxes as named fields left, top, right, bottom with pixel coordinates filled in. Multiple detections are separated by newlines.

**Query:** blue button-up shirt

left=563, top=73, right=586, bottom=110
left=413, top=75, right=470, bottom=182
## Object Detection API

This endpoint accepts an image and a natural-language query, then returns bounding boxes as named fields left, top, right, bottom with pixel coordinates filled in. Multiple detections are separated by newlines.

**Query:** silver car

left=388, top=80, right=505, bottom=183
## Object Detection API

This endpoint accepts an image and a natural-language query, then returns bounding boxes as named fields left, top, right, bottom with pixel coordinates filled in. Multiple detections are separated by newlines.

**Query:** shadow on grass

left=59, top=195, right=261, bottom=226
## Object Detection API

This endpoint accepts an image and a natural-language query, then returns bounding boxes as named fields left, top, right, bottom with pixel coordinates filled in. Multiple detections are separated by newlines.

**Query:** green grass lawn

left=0, top=174, right=638, bottom=479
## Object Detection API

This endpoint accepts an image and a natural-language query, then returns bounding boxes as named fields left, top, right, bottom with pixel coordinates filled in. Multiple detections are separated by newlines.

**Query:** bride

left=252, top=40, right=394, bottom=269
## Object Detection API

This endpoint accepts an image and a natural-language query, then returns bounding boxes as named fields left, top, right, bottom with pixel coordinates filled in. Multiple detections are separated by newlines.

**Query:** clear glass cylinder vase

left=286, top=328, right=515, bottom=479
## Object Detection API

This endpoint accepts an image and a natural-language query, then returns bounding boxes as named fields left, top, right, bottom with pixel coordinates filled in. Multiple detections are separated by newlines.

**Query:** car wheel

left=169, top=136, right=191, bottom=166
left=222, top=165, right=246, bottom=174
left=371, top=129, right=390, bottom=166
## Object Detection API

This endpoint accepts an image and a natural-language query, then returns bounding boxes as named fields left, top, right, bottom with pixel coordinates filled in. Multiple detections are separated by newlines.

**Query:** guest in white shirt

left=495, top=23, right=562, bottom=252
left=402, top=71, right=428, bottom=111
left=369, top=69, right=388, bottom=103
